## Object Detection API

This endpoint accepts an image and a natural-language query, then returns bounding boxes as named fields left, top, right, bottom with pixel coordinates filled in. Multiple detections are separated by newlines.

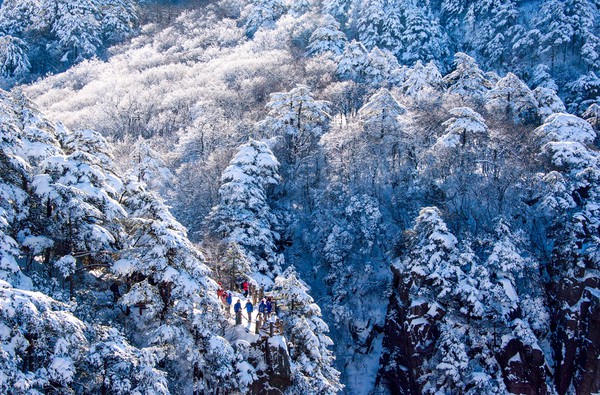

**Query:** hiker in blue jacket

left=258, top=298, right=266, bottom=319
left=234, top=299, right=242, bottom=325
left=245, top=300, right=253, bottom=323
left=226, top=292, right=233, bottom=316
left=265, top=297, right=273, bottom=318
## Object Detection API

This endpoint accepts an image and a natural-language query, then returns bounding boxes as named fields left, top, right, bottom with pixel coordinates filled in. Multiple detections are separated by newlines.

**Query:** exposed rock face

left=376, top=261, right=600, bottom=395
left=375, top=295, right=432, bottom=395
left=495, top=339, right=548, bottom=395
left=375, top=265, right=550, bottom=394
left=550, top=276, right=600, bottom=395
left=374, top=266, right=440, bottom=395
left=249, top=336, right=292, bottom=395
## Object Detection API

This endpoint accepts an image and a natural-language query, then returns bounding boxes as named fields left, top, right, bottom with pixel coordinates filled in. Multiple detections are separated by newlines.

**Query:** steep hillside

left=11, top=0, right=600, bottom=394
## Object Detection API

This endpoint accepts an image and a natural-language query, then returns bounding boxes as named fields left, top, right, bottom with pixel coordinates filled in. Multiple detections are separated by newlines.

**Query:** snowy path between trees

left=222, top=291, right=283, bottom=343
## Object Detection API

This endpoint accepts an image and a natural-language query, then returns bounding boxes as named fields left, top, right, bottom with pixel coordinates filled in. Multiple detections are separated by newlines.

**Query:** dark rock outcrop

left=550, top=276, right=600, bottom=395
left=249, top=336, right=292, bottom=395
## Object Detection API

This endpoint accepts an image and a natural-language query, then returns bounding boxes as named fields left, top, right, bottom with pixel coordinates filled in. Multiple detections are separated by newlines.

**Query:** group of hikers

left=216, top=280, right=274, bottom=325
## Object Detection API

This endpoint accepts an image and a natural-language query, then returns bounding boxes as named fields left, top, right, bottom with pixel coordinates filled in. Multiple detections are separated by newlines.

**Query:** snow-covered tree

left=533, top=87, right=566, bottom=121
left=272, top=267, right=342, bottom=394
left=398, top=4, right=449, bottom=66
left=582, top=103, right=600, bottom=135
left=535, top=0, right=573, bottom=69
left=398, top=207, right=462, bottom=302
left=567, top=0, right=600, bottom=69
left=115, top=178, right=228, bottom=393
left=358, top=88, right=406, bottom=140
left=443, top=52, right=490, bottom=103
left=51, top=0, right=102, bottom=63
left=400, top=60, right=444, bottom=101
left=337, top=40, right=368, bottom=81
left=128, top=139, right=172, bottom=192
left=244, top=0, right=286, bottom=37
left=214, top=242, right=252, bottom=291
left=364, top=46, right=402, bottom=86
left=32, top=129, right=126, bottom=273
left=206, top=139, right=282, bottom=282
left=99, top=0, right=137, bottom=42
left=0, top=35, right=29, bottom=78
left=486, top=72, right=539, bottom=124
left=87, top=327, right=169, bottom=395
left=379, top=0, right=403, bottom=52
left=356, top=0, right=386, bottom=50
left=529, top=64, right=558, bottom=91
left=471, top=0, right=525, bottom=69
left=433, top=107, right=488, bottom=153
left=0, top=283, right=89, bottom=392
left=535, top=113, right=596, bottom=172
left=307, top=14, right=346, bottom=57
left=261, top=85, right=329, bottom=206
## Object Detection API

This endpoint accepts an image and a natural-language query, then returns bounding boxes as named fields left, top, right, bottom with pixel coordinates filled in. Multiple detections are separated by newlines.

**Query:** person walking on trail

left=225, top=292, right=233, bottom=315
left=245, top=300, right=254, bottom=323
left=258, top=298, right=266, bottom=319
left=265, top=297, right=273, bottom=319
left=242, top=280, right=249, bottom=297
left=217, top=282, right=224, bottom=299
left=234, top=299, right=242, bottom=325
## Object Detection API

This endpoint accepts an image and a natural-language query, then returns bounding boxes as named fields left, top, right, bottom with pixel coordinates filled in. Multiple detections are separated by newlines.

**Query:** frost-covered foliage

left=273, top=267, right=342, bottom=394
left=128, top=138, right=172, bottom=191
left=388, top=208, right=546, bottom=394
left=207, top=139, right=283, bottom=283
left=0, top=35, right=29, bottom=79
left=443, top=52, right=490, bottom=103
left=486, top=72, right=539, bottom=124
left=20, top=5, right=600, bottom=394
left=307, top=14, right=346, bottom=57
left=0, top=89, right=244, bottom=394
left=0, top=0, right=138, bottom=83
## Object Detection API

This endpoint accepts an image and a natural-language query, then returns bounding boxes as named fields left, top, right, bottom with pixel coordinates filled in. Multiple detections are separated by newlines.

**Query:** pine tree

left=206, top=139, right=282, bottom=282
left=99, top=0, right=138, bottom=43
left=307, top=14, right=347, bottom=57
left=261, top=85, right=329, bottom=207
left=358, top=88, right=406, bottom=141
left=0, top=112, right=29, bottom=285
left=434, top=107, right=488, bottom=152
left=535, top=113, right=596, bottom=172
left=471, top=0, right=524, bottom=69
left=87, top=327, right=170, bottom=395
left=486, top=72, right=539, bottom=124
left=533, top=87, right=566, bottom=121
left=115, top=178, right=229, bottom=393
left=398, top=4, right=449, bottom=66
left=32, top=129, right=126, bottom=271
left=364, top=46, right=401, bottom=86
left=51, top=0, right=102, bottom=63
left=443, top=52, right=490, bottom=103
left=0, top=35, right=30, bottom=78
left=336, top=40, right=369, bottom=81
left=399, top=207, right=462, bottom=302
left=400, top=60, right=444, bottom=101
left=582, top=103, right=600, bottom=133
left=566, top=0, right=600, bottom=68
left=128, top=138, right=172, bottom=192
left=535, top=0, right=573, bottom=69
left=272, top=267, right=343, bottom=394
left=380, top=0, right=403, bottom=53
left=244, top=0, right=286, bottom=37
left=356, top=0, right=386, bottom=50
